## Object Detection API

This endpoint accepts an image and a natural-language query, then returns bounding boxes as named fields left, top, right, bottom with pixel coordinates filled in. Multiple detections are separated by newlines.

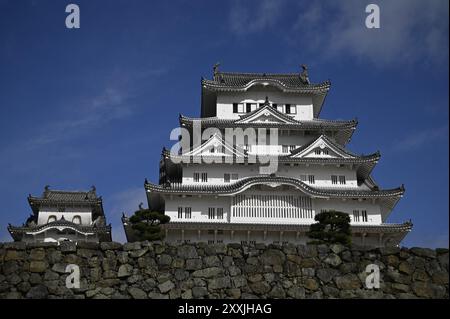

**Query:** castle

left=122, top=65, right=412, bottom=247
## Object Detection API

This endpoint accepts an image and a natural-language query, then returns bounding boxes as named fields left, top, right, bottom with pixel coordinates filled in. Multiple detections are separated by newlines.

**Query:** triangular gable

left=235, top=105, right=299, bottom=125
left=183, top=133, right=247, bottom=157
left=290, top=135, right=356, bottom=159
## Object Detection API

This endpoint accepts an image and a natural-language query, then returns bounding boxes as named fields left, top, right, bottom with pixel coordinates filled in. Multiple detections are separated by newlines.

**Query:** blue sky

left=0, top=0, right=448, bottom=247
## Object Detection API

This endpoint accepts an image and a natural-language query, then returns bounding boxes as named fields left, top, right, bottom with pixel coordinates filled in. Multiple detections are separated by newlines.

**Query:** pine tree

left=307, top=210, right=351, bottom=245
left=129, top=208, right=170, bottom=241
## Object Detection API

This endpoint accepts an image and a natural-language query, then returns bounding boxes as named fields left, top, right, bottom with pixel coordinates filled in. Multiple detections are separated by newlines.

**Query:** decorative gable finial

left=138, top=202, right=144, bottom=210
left=264, top=96, right=270, bottom=106
left=43, top=185, right=50, bottom=198
left=91, top=185, right=96, bottom=192
left=300, top=64, right=310, bottom=84
left=213, top=62, right=220, bottom=76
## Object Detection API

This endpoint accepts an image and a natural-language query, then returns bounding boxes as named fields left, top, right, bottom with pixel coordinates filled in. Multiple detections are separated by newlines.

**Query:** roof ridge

left=217, top=71, right=302, bottom=76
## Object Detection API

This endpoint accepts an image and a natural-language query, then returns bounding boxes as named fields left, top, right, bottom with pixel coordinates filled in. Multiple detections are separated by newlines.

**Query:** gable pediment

left=235, top=105, right=298, bottom=125
left=290, top=135, right=355, bottom=159
left=183, top=133, right=246, bottom=157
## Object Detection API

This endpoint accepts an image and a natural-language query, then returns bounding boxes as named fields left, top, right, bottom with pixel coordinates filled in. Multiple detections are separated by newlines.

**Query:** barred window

left=362, top=210, right=368, bottom=222
left=224, top=173, right=230, bottom=183
left=353, top=210, right=360, bottom=222
left=217, top=208, right=224, bottom=219
left=178, top=207, right=183, bottom=219
left=308, top=175, right=315, bottom=184
left=339, top=175, right=346, bottom=185
left=208, top=207, right=215, bottom=219
left=282, top=145, right=289, bottom=153
left=231, top=173, right=238, bottom=180
left=300, top=175, right=307, bottom=182
left=185, top=207, right=192, bottom=219
left=331, top=175, right=338, bottom=184
left=193, top=173, right=200, bottom=182
left=201, top=173, right=208, bottom=182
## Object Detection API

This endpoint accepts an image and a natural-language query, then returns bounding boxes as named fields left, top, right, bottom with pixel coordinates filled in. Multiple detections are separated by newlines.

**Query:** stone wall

left=0, top=241, right=448, bottom=299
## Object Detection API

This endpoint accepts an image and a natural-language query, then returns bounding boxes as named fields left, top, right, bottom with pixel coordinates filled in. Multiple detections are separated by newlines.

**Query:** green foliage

left=307, top=210, right=351, bottom=246
left=129, top=208, right=170, bottom=241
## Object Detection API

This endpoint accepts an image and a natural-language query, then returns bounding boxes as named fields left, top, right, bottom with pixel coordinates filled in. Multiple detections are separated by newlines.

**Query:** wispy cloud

left=393, top=125, right=448, bottom=152
left=23, top=86, right=133, bottom=150
left=229, top=0, right=285, bottom=35
left=0, top=66, right=168, bottom=169
left=290, top=0, right=448, bottom=67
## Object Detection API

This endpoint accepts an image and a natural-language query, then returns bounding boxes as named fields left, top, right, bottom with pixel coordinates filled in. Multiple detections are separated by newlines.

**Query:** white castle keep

left=122, top=65, right=412, bottom=247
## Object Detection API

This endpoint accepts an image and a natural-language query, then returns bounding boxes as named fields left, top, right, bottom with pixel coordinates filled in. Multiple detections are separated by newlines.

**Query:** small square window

left=285, top=104, right=291, bottom=114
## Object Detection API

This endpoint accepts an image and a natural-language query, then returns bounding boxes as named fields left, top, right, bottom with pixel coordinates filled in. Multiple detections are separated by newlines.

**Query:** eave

left=162, top=221, right=413, bottom=234
left=179, top=114, right=357, bottom=145
left=7, top=221, right=112, bottom=242
left=145, top=176, right=404, bottom=198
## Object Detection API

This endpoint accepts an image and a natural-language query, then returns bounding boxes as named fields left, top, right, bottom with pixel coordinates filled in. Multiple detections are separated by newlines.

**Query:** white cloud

left=291, top=0, right=449, bottom=67
left=229, top=0, right=285, bottom=35
left=393, top=125, right=448, bottom=152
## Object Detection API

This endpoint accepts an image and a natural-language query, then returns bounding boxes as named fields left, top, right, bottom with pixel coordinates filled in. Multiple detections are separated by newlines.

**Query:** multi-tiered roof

left=8, top=186, right=111, bottom=242
left=142, top=65, right=412, bottom=245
